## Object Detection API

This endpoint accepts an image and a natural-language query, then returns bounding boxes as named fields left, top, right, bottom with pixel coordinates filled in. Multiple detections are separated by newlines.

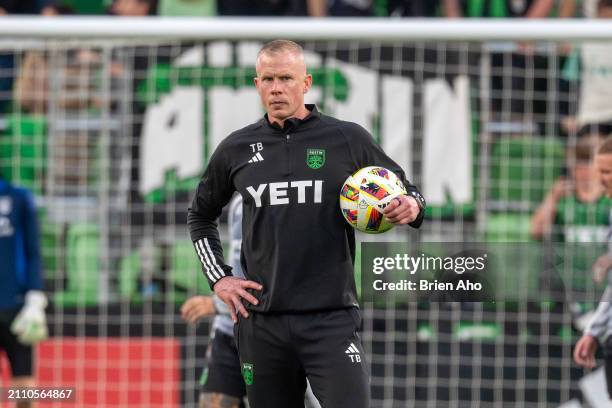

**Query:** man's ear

left=304, top=74, right=313, bottom=94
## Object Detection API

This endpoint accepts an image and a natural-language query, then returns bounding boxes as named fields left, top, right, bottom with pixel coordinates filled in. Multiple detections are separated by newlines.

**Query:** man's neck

left=268, top=105, right=311, bottom=128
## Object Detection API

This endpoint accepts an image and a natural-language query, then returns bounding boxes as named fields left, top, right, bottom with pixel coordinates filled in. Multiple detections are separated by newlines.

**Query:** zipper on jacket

left=285, top=133, right=292, bottom=175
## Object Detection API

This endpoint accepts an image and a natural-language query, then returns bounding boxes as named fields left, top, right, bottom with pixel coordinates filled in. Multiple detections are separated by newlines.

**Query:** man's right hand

left=574, top=334, right=598, bottom=368
left=214, top=277, right=262, bottom=323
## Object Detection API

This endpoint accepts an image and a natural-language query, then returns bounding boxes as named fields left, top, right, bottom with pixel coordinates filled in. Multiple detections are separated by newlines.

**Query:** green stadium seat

left=119, top=251, right=141, bottom=300
left=40, top=217, right=64, bottom=281
left=485, top=212, right=532, bottom=243
left=170, top=239, right=213, bottom=301
left=489, top=136, right=565, bottom=206
left=117, top=239, right=213, bottom=304
left=53, top=223, right=100, bottom=307
left=0, top=114, right=47, bottom=195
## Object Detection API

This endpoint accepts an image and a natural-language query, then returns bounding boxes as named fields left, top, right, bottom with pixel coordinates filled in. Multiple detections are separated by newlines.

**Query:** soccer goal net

left=0, top=17, right=610, bottom=407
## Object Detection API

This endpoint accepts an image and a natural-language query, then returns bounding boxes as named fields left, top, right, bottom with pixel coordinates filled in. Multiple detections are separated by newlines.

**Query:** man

left=0, top=175, right=48, bottom=408
left=188, top=40, right=425, bottom=408
left=573, top=136, right=612, bottom=397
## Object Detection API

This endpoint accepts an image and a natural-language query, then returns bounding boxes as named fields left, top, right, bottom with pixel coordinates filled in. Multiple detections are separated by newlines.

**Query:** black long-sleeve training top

left=188, top=105, right=425, bottom=313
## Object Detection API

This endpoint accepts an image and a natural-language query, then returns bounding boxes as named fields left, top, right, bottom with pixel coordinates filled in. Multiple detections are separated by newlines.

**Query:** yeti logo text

left=247, top=181, right=323, bottom=207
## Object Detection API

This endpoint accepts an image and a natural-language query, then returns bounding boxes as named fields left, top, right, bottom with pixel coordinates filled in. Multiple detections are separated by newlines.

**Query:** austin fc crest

left=306, top=148, right=325, bottom=169
left=0, top=197, right=11, bottom=215
left=242, top=363, right=254, bottom=385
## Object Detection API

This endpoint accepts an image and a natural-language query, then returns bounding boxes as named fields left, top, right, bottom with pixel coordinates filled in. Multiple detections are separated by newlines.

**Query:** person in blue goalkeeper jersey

left=0, top=175, right=48, bottom=407
left=574, top=137, right=612, bottom=397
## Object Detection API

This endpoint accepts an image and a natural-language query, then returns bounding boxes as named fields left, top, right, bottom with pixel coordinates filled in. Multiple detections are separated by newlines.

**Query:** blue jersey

left=0, top=179, right=43, bottom=310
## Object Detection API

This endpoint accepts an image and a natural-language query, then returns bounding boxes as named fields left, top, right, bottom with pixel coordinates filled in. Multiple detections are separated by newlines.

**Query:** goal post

left=0, top=17, right=609, bottom=407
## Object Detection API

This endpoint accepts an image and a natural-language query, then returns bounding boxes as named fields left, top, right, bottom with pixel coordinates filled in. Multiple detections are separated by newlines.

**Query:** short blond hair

left=257, top=40, right=304, bottom=59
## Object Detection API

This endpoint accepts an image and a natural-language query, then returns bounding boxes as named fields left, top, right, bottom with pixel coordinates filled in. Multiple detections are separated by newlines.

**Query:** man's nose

left=271, top=78, right=282, bottom=92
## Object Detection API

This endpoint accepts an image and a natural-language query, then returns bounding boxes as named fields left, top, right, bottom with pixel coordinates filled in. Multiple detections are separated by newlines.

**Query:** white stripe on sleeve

left=203, top=238, right=226, bottom=279
left=193, top=241, right=216, bottom=282
left=196, top=239, right=223, bottom=281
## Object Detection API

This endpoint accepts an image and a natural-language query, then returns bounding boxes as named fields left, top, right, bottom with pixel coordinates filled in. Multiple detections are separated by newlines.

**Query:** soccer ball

left=339, top=166, right=407, bottom=234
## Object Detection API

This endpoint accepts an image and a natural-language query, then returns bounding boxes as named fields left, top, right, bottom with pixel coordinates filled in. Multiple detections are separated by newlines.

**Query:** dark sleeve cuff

left=406, top=188, right=426, bottom=229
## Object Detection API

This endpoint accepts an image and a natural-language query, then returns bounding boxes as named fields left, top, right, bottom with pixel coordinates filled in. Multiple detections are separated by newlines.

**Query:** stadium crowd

left=0, top=0, right=605, bottom=18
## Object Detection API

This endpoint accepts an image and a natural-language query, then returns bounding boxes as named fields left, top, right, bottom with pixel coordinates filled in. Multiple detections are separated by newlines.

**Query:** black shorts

left=235, top=308, right=370, bottom=408
left=0, top=308, right=33, bottom=377
left=201, top=329, right=246, bottom=400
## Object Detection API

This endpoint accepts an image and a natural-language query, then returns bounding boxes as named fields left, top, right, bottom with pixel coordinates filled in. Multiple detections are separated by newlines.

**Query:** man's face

left=112, top=0, right=149, bottom=16
left=596, top=153, right=612, bottom=196
left=254, top=51, right=312, bottom=125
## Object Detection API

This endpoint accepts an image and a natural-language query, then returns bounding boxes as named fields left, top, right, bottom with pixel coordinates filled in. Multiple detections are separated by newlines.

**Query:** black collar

left=261, top=104, right=320, bottom=132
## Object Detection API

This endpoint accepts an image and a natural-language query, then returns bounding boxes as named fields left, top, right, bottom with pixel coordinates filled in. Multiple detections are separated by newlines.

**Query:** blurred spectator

left=111, top=0, right=157, bottom=15
left=105, top=0, right=160, bottom=82
left=552, top=0, right=598, bottom=136
left=218, top=0, right=326, bottom=16
left=530, top=134, right=610, bottom=332
left=158, top=0, right=216, bottom=16
left=0, top=2, right=73, bottom=114
left=444, top=0, right=561, bottom=134
left=12, top=5, right=89, bottom=115
left=40, top=3, right=75, bottom=15
left=443, top=0, right=554, bottom=18
left=561, top=0, right=612, bottom=135
left=0, top=0, right=48, bottom=113
left=558, top=0, right=599, bottom=17
left=530, top=134, right=608, bottom=242
left=304, top=0, right=326, bottom=15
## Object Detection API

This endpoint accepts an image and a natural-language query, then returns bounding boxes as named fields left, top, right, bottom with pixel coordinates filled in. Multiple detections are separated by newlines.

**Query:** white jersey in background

left=578, top=43, right=612, bottom=126
left=585, top=209, right=612, bottom=342
left=211, top=195, right=244, bottom=337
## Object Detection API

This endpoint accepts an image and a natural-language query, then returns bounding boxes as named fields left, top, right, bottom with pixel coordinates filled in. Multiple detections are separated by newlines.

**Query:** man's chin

left=269, top=105, right=287, bottom=114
